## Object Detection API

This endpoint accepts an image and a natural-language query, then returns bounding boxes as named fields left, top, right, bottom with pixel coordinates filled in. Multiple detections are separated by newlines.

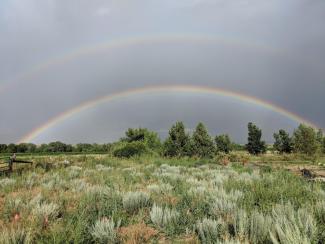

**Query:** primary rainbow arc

left=18, top=85, right=319, bottom=143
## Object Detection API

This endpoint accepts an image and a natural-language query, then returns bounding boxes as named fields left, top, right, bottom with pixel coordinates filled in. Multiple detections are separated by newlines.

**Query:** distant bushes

left=0, top=142, right=112, bottom=154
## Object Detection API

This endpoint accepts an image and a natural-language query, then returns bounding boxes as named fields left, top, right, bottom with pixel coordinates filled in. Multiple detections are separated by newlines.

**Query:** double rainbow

left=18, top=85, right=319, bottom=143
left=0, top=33, right=317, bottom=142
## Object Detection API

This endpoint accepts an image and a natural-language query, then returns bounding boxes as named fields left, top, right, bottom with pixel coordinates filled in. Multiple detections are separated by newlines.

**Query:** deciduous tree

left=273, top=129, right=293, bottom=154
left=293, top=124, right=319, bottom=155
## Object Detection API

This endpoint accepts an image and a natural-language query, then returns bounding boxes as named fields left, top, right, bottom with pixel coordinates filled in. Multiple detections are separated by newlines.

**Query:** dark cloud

left=0, top=0, right=324, bottom=143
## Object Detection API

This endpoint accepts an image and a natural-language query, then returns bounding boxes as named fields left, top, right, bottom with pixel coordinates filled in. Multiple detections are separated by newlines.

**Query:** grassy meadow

left=0, top=154, right=325, bottom=244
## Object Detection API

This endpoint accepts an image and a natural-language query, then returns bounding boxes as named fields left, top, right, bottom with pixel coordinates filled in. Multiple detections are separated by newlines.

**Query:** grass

left=0, top=154, right=324, bottom=243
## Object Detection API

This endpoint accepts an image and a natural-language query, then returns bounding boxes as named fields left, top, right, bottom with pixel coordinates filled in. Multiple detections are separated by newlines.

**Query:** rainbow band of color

left=0, top=33, right=279, bottom=93
left=18, top=85, right=319, bottom=143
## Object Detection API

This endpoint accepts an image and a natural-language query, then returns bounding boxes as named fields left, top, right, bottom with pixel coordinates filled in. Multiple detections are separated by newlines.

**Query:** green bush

left=113, top=142, right=147, bottom=158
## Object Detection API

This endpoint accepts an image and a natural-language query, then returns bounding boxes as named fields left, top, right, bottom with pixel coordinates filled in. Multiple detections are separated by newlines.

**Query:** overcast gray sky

left=0, top=0, right=324, bottom=144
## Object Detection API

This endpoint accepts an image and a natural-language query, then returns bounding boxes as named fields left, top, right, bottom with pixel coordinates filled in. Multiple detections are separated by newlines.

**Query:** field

left=1, top=154, right=325, bottom=243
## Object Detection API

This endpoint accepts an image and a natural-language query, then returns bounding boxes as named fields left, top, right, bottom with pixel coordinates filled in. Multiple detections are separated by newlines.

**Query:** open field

left=0, top=154, right=325, bottom=243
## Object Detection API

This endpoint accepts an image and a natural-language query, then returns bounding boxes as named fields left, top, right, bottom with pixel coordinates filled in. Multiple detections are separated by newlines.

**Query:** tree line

left=0, top=142, right=112, bottom=154
left=1, top=122, right=324, bottom=157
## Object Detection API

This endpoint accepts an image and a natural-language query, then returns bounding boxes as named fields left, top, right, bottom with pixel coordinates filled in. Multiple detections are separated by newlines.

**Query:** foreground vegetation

left=1, top=154, right=325, bottom=243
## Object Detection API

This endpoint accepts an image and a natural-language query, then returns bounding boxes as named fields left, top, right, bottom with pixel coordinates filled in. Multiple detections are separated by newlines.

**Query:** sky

left=0, top=0, right=324, bottom=144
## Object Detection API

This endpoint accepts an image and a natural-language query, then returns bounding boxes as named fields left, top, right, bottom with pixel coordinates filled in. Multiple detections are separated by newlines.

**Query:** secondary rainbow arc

left=0, top=33, right=279, bottom=93
left=18, top=85, right=319, bottom=143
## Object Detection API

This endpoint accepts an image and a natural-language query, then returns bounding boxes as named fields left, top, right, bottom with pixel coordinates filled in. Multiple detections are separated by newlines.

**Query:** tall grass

left=0, top=228, right=31, bottom=244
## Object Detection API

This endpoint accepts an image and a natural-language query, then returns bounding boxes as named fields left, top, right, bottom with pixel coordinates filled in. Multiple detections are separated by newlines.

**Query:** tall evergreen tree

left=164, top=122, right=191, bottom=157
left=215, top=134, right=233, bottom=154
left=273, top=129, right=293, bottom=154
left=246, top=122, right=266, bottom=155
left=192, top=122, right=215, bottom=158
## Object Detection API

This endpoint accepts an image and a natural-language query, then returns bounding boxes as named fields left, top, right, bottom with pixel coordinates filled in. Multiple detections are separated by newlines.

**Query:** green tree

left=215, top=134, right=233, bottom=154
left=37, top=144, right=49, bottom=153
left=122, top=128, right=161, bottom=150
left=113, top=141, right=147, bottom=158
left=48, top=141, right=68, bottom=152
left=316, top=129, right=325, bottom=154
left=164, top=121, right=191, bottom=157
left=16, top=143, right=28, bottom=153
left=0, top=144, right=7, bottom=153
left=246, top=122, right=266, bottom=155
left=26, top=143, right=37, bottom=153
left=316, top=129, right=323, bottom=144
left=7, top=143, right=17, bottom=153
left=293, top=124, right=319, bottom=155
left=192, top=122, right=215, bottom=158
left=273, top=129, right=293, bottom=154
left=75, top=143, right=93, bottom=153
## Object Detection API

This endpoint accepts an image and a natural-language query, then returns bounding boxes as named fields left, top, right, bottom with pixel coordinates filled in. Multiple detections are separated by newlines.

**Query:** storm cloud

left=0, top=0, right=324, bottom=143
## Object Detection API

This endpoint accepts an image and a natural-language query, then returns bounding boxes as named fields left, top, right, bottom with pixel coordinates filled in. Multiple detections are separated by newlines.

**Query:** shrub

left=81, top=185, right=122, bottom=220
left=147, top=183, right=173, bottom=195
left=95, top=164, right=112, bottom=172
left=3, top=198, right=23, bottom=220
left=25, top=173, right=38, bottom=189
left=32, top=202, right=59, bottom=226
left=233, top=209, right=250, bottom=241
left=150, top=204, right=180, bottom=229
left=122, top=191, right=151, bottom=213
left=68, top=166, right=83, bottom=179
left=42, top=173, right=67, bottom=190
left=0, top=178, right=16, bottom=188
left=269, top=204, right=317, bottom=244
left=195, top=218, right=225, bottom=244
left=314, top=201, right=325, bottom=243
left=249, top=210, right=273, bottom=244
left=113, top=142, right=147, bottom=158
left=91, top=218, right=121, bottom=244
left=0, top=228, right=31, bottom=244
